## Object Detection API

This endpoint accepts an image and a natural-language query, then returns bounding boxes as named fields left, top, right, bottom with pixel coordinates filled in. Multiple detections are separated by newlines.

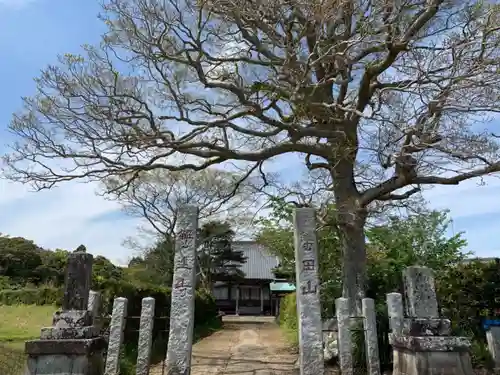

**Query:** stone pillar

left=486, top=324, right=500, bottom=369
left=25, top=251, right=106, bottom=375
left=165, top=205, right=199, bottom=375
left=336, top=297, right=353, bottom=375
left=293, top=208, right=324, bottom=375
left=362, top=298, right=381, bottom=375
left=136, top=297, right=155, bottom=375
left=386, top=293, right=404, bottom=335
left=88, top=290, right=102, bottom=328
left=104, top=297, right=128, bottom=375
left=390, top=266, right=473, bottom=375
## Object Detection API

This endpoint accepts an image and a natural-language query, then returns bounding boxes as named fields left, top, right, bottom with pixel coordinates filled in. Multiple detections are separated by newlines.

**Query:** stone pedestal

left=390, top=266, right=473, bottom=375
left=391, top=334, right=473, bottom=375
left=25, top=337, right=106, bottom=375
left=24, top=251, right=106, bottom=375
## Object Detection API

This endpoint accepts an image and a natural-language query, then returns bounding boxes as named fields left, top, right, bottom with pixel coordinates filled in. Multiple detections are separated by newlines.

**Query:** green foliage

left=125, top=237, right=176, bottom=287
left=0, top=234, right=124, bottom=289
left=197, top=221, right=247, bottom=288
left=437, top=259, right=500, bottom=342
left=0, top=287, right=62, bottom=306
left=366, top=211, right=468, bottom=302
left=278, top=292, right=298, bottom=347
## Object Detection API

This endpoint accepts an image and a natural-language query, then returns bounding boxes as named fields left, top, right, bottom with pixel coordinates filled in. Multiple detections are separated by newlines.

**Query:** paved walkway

left=152, top=316, right=299, bottom=375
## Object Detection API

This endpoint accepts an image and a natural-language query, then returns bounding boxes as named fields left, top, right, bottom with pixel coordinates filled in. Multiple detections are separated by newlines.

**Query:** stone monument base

left=390, top=334, right=473, bottom=375
left=25, top=338, right=106, bottom=375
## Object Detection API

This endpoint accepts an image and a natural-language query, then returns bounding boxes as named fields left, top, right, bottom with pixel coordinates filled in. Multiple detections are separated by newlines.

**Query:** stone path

left=151, top=316, right=299, bottom=375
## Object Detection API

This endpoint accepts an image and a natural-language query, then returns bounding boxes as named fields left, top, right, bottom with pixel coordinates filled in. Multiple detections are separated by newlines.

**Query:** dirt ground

left=190, top=316, right=298, bottom=375
left=151, top=316, right=300, bottom=375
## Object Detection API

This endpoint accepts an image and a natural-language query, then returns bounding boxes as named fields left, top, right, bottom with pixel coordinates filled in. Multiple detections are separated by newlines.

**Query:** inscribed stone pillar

left=362, top=298, right=381, bottom=375
left=63, top=252, right=93, bottom=310
left=25, top=251, right=106, bottom=375
left=293, top=207, right=324, bottom=375
left=336, top=297, right=353, bottom=375
left=403, top=266, right=439, bottom=318
left=165, top=205, right=199, bottom=375
left=104, top=297, right=128, bottom=375
left=88, top=290, right=102, bottom=328
left=387, top=293, right=404, bottom=334
left=136, top=297, right=155, bottom=375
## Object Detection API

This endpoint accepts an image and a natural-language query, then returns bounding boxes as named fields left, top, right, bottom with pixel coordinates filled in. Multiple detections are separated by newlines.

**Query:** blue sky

left=0, top=0, right=499, bottom=265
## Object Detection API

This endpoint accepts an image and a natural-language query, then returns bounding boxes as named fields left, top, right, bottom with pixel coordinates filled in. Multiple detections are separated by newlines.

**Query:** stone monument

left=293, top=207, right=324, bottom=375
left=25, top=250, right=106, bottom=375
left=165, top=205, right=199, bottom=375
left=389, top=266, right=473, bottom=375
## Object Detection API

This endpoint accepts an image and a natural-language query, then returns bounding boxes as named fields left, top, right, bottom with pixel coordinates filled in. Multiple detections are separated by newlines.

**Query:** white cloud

left=0, top=179, right=144, bottom=265
left=422, top=175, right=500, bottom=220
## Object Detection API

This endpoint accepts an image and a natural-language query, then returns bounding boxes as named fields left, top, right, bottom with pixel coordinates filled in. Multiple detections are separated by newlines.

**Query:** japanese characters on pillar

left=293, top=207, right=324, bottom=375
left=165, top=206, right=199, bottom=375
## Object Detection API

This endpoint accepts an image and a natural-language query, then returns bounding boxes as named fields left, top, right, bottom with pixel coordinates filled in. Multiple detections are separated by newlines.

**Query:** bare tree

left=103, top=167, right=259, bottom=236
left=4, top=0, right=500, bottom=314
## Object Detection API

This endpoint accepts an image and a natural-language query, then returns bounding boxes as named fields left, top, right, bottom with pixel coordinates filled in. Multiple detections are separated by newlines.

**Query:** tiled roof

left=232, top=241, right=279, bottom=280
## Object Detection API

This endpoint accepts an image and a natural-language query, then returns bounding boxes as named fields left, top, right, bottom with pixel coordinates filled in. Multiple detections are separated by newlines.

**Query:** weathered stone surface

left=486, top=326, right=500, bottom=368
left=389, top=334, right=471, bottom=352
left=104, top=297, right=128, bottom=375
left=25, top=338, right=107, bottom=355
left=88, top=290, right=101, bottom=317
left=40, top=326, right=100, bottom=340
left=24, top=351, right=105, bottom=375
left=387, top=292, right=404, bottom=334
left=322, top=318, right=337, bottom=331
left=136, top=297, right=155, bottom=375
left=336, top=297, right=353, bottom=375
left=323, top=331, right=338, bottom=362
left=165, top=205, right=198, bottom=375
left=53, top=310, right=93, bottom=329
left=293, top=208, right=324, bottom=375
left=402, top=318, right=451, bottom=337
left=362, top=298, right=381, bottom=375
left=403, top=266, right=439, bottom=319
left=63, top=252, right=93, bottom=311
left=392, top=349, right=474, bottom=375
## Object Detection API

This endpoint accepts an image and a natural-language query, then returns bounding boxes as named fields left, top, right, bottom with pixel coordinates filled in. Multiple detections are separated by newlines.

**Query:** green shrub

left=278, top=292, right=299, bottom=346
left=0, top=287, right=62, bottom=306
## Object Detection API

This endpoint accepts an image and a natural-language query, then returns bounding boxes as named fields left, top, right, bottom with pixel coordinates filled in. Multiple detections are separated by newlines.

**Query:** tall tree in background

left=197, top=221, right=247, bottom=290
left=4, top=0, right=500, bottom=313
left=125, top=236, right=176, bottom=286
left=104, top=168, right=258, bottom=237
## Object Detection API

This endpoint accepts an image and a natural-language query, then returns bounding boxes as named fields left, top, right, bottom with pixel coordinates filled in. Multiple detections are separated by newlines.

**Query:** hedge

left=278, top=292, right=298, bottom=346
left=0, top=280, right=219, bottom=340
left=0, top=287, right=62, bottom=305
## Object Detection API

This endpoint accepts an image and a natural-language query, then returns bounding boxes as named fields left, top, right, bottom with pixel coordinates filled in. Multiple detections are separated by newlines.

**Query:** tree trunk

left=336, top=205, right=367, bottom=317
left=331, top=138, right=367, bottom=316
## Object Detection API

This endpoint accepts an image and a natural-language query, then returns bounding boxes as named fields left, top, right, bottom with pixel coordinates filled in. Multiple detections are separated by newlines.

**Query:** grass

left=0, top=304, right=56, bottom=375
left=0, top=304, right=55, bottom=344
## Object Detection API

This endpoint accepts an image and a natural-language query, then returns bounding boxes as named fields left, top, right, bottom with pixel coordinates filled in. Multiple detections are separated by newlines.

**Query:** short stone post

left=485, top=321, right=500, bottom=369
left=386, top=293, right=404, bottom=335
left=136, top=297, right=155, bottom=375
left=25, top=250, right=106, bottom=375
left=336, top=297, right=353, bottom=375
left=362, top=298, right=381, bottom=375
left=293, top=207, right=324, bottom=375
left=104, top=297, right=128, bottom=375
left=390, top=266, right=473, bottom=375
left=165, top=205, right=199, bottom=375
left=88, top=290, right=102, bottom=328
